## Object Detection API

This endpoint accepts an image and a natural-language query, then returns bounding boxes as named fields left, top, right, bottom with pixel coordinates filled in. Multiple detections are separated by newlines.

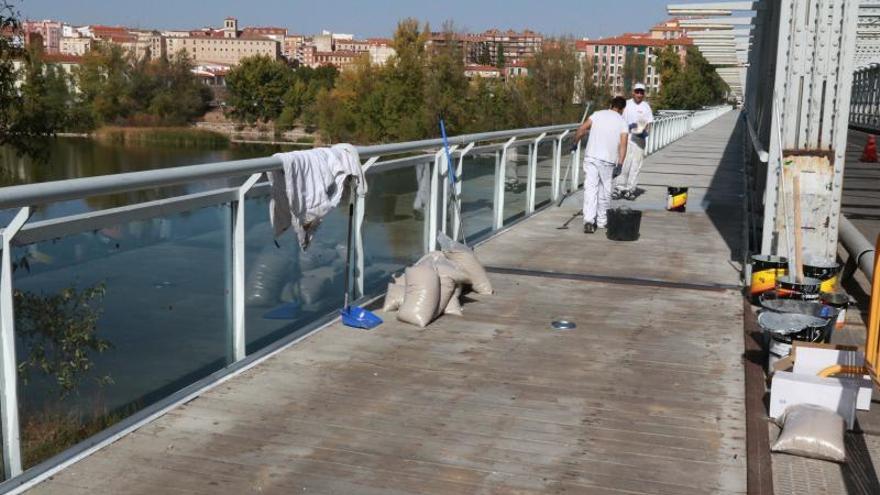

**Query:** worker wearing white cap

left=613, top=83, right=654, bottom=200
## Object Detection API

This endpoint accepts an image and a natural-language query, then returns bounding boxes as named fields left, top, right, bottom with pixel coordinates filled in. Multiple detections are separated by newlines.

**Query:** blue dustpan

left=262, top=301, right=301, bottom=320
left=341, top=306, right=383, bottom=330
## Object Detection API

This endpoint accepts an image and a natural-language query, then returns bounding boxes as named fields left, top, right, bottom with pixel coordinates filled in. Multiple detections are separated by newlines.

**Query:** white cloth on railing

left=268, top=144, right=366, bottom=250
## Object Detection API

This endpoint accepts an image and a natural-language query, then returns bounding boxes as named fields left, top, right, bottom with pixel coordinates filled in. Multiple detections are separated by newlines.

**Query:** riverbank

left=93, top=127, right=231, bottom=148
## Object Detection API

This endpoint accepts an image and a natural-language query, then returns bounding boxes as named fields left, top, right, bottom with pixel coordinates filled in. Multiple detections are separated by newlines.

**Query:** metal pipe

left=839, top=215, right=875, bottom=280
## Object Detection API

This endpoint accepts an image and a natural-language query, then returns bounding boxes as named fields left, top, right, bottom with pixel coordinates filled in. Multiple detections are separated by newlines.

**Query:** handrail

left=742, top=111, right=770, bottom=163
left=0, top=123, right=578, bottom=210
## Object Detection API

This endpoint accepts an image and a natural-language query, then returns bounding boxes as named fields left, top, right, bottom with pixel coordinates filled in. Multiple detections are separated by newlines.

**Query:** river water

left=0, top=136, right=558, bottom=470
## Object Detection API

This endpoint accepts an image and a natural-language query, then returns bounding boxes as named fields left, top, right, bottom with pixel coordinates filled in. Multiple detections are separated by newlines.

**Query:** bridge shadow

left=702, top=112, right=747, bottom=263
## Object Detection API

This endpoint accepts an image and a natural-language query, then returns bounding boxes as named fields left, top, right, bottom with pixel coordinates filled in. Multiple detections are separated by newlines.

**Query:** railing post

left=494, top=137, right=517, bottom=230
left=428, top=150, right=443, bottom=252
left=354, top=157, right=380, bottom=297
left=0, top=207, right=31, bottom=479
left=230, top=174, right=262, bottom=363
left=452, top=143, right=474, bottom=242
left=553, top=131, right=570, bottom=202
left=527, top=133, right=547, bottom=214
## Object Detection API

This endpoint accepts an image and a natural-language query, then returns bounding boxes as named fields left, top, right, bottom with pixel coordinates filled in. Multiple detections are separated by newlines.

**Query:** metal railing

left=0, top=106, right=730, bottom=491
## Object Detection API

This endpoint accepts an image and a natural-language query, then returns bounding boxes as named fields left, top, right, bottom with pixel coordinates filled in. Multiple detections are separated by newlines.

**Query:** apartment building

left=59, top=36, right=91, bottom=56
left=482, top=29, right=543, bottom=66
left=22, top=19, right=63, bottom=54
left=166, top=17, right=279, bottom=66
left=367, top=38, right=395, bottom=66
left=576, top=27, right=691, bottom=96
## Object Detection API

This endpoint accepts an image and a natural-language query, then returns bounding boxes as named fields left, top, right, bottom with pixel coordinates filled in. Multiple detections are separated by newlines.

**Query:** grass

left=94, top=127, right=230, bottom=148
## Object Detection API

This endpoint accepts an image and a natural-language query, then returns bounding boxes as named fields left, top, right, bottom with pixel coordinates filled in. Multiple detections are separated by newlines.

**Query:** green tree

left=0, top=1, right=74, bottom=154
left=495, top=43, right=505, bottom=69
left=224, top=55, right=293, bottom=123
left=278, top=64, right=339, bottom=130
left=423, top=26, right=469, bottom=135
left=74, top=44, right=136, bottom=125
left=654, top=47, right=728, bottom=110
left=622, top=51, right=646, bottom=94
left=14, top=283, right=112, bottom=397
left=524, top=39, right=581, bottom=125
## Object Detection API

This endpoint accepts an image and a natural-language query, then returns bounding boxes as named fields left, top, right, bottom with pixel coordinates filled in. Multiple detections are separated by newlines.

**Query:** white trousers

left=583, top=157, right=615, bottom=227
left=614, top=137, right=646, bottom=192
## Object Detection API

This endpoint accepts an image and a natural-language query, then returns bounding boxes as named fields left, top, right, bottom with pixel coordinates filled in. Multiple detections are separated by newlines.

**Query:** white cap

left=633, top=83, right=646, bottom=91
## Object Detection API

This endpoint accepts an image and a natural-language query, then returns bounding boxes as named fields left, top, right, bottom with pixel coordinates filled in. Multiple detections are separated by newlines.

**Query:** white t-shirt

left=624, top=99, right=654, bottom=137
left=585, top=109, right=629, bottom=164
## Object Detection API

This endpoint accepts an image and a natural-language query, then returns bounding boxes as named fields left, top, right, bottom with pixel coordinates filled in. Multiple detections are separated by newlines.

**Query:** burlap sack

left=382, top=283, right=405, bottom=312
left=445, top=285, right=463, bottom=316
left=398, top=264, right=441, bottom=328
left=443, top=249, right=493, bottom=295
left=772, top=404, right=846, bottom=463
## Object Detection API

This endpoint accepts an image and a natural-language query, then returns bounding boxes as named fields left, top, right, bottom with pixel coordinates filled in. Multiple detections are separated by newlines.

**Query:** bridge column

left=758, top=0, right=859, bottom=261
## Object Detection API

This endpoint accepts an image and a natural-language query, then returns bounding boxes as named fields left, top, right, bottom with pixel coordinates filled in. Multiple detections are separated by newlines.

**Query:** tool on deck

left=557, top=102, right=593, bottom=208
left=440, top=118, right=470, bottom=247
left=556, top=211, right=583, bottom=230
left=340, top=181, right=382, bottom=330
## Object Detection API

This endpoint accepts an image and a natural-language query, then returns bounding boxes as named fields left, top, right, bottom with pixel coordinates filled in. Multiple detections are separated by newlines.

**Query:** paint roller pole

left=792, top=174, right=805, bottom=283
left=773, top=99, right=797, bottom=276
left=557, top=102, right=592, bottom=207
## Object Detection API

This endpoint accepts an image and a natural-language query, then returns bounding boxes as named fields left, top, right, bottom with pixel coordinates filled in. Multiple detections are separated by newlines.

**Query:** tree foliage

left=654, top=47, right=728, bottom=110
left=524, top=40, right=583, bottom=125
left=14, top=284, right=113, bottom=397
left=224, top=55, right=292, bottom=124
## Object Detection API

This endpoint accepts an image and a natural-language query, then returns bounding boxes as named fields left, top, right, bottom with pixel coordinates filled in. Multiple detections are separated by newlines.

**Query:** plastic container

left=606, top=207, right=642, bottom=242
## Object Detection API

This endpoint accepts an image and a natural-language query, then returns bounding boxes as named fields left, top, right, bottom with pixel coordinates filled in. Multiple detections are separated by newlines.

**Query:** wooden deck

left=29, top=112, right=748, bottom=494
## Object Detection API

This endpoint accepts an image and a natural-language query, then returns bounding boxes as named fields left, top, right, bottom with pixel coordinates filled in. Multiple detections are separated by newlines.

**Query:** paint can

left=759, top=293, right=837, bottom=343
left=666, top=187, right=688, bottom=212
left=775, top=275, right=822, bottom=301
left=749, top=255, right=788, bottom=301
left=803, top=259, right=841, bottom=293
left=758, top=311, right=829, bottom=369
left=820, top=291, right=849, bottom=332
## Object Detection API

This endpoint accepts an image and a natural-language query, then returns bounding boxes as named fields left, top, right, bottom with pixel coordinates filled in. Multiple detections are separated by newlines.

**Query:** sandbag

left=383, top=283, right=405, bottom=312
left=437, top=234, right=493, bottom=295
left=398, top=264, right=441, bottom=328
left=445, top=285, right=463, bottom=316
left=417, top=252, right=468, bottom=316
left=772, top=404, right=846, bottom=463
left=246, top=245, right=296, bottom=306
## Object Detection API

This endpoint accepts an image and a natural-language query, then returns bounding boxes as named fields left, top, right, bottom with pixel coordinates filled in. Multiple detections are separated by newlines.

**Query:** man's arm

left=572, top=118, right=593, bottom=145
left=617, top=133, right=628, bottom=164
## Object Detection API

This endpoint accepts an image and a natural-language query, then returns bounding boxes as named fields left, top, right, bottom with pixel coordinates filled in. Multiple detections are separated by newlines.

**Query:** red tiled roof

left=578, top=34, right=692, bottom=48
left=43, top=53, right=83, bottom=63
left=465, top=64, right=500, bottom=71
left=367, top=38, right=392, bottom=46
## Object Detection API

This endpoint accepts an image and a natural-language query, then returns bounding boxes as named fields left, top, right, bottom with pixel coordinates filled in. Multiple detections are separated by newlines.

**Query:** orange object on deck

left=861, top=135, right=878, bottom=162
left=867, top=234, right=880, bottom=384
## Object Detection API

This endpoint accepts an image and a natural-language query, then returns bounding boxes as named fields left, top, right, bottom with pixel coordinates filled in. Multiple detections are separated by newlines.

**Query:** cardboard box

left=770, top=371, right=859, bottom=429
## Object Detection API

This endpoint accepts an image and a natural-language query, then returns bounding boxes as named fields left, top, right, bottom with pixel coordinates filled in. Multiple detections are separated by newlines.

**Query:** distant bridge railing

left=0, top=105, right=730, bottom=492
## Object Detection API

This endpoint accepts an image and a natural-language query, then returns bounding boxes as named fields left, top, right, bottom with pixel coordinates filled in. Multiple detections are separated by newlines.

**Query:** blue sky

left=17, top=0, right=708, bottom=39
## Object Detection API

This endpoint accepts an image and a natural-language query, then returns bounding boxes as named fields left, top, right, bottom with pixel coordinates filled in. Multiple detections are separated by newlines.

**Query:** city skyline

left=17, top=0, right=709, bottom=39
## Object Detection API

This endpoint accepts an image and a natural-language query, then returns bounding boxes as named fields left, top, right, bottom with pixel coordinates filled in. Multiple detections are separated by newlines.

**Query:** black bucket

left=666, top=187, right=688, bottom=212
left=749, top=255, right=788, bottom=301
left=606, top=207, right=642, bottom=241
left=775, top=275, right=822, bottom=301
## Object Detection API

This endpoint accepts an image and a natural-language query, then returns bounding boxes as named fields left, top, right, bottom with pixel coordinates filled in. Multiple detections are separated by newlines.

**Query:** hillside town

left=8, top=16, right=694, bottom=93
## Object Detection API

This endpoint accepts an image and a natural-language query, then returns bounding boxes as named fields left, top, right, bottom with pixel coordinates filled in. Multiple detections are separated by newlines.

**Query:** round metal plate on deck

left=551, top=319, right=576, bottom=331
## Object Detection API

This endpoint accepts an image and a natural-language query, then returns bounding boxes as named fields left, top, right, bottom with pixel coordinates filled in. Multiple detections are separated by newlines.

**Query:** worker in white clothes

left=613, top=83, right=654, bottom=201
left=570, top=96, right=629, bottom=234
